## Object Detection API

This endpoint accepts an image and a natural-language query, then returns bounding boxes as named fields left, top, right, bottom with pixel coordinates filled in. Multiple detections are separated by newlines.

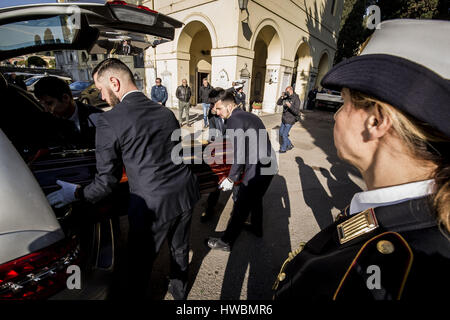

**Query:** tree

left=334, top=0, right=447, bottom=64
left=334, top=0, right=374, bottom=64
left=27, top=56, right=47, bottom=68
left=377, top=0, right=441, bottom=19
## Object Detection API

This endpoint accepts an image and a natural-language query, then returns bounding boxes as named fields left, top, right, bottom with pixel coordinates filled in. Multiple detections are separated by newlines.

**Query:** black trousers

left=221, top=174, right=273, bottom=245
left=206, top=189, right=220, bottom=213
left=127, top=195, right=192, bottom=298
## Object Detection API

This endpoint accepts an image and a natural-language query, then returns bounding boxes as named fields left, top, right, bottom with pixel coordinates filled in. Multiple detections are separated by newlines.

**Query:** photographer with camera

left=276, top=86, right=300, bottom=153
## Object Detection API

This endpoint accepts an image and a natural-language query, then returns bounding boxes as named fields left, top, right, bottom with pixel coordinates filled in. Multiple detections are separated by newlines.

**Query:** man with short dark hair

left=176, top=79, right=192, bottom=127
left=276, top=86, right=300, bottom=153
left=206, top=88, right=276, bottom=252
left=151, top=77, right=168, bottom=106
left=46, top=58, right=200, bottom=300
left=34, top=76, right=102, bottom=148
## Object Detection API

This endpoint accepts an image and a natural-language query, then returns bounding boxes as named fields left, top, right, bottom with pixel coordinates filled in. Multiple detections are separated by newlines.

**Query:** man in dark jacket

left=199, top=78, right=212, bottom=128
left=151, top=77, right=168, bottom=106
left=176, top=79, right=192, bottom=127
left=306, top=87, right=318, bottom=110
left=234, top=85, right=246, bottom=111
left=206, top=88, right=277, bottom=251
left=46, top=59, right=200, bottom=300
left=276, top=86, right=300, bottom=153
left=34, top=76, right=102, bottom=149
left=201, top=103, right=227, bottom=222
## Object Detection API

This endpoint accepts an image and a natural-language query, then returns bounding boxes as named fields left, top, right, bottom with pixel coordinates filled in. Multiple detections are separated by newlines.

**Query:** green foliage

left=27, top=56, right=47, bottom=67
left=334, top=0, right=373, bottom=64
left=377, top=0, right=440, bottom=19
left=334, top=0, right=446, bottom=65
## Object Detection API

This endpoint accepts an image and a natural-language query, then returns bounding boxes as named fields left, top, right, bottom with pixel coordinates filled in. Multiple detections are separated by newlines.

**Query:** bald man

left=46, top=58, right=200, bottom=300
left=176, top=78, right=192, bottom=126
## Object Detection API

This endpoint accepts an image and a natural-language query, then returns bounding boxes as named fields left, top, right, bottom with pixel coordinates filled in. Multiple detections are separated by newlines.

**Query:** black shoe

left=243, top=222, right=263, bottom=238
left=206, top=237, right=231, bottom=252
left=168, top=279, right=187, bottom=300
left=287, top=144, right=294, bottom=150
left=279, top=149, right=287, bottom=153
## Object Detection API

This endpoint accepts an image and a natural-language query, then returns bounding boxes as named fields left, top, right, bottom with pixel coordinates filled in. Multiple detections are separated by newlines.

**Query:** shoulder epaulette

left=337, top=208, right=379, bottom=244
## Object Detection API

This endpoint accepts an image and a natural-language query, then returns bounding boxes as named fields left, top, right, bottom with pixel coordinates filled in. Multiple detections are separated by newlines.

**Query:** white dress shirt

left=121, top=90, right=140, bottom=102
left=349, top=179, right=435, bottom=215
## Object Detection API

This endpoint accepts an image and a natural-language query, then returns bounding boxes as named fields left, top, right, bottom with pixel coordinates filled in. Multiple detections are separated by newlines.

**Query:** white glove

left=46, top=180, right=79, bottom=208
left=219, top=177, right=234, bottom=192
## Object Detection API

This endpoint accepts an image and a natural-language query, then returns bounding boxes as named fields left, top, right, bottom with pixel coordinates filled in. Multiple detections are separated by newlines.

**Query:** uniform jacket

left=226, top=108, right=276, bottom=185
left=273, top=197, right=450, bottom=300
left=199, top=84, right=212, bottom=103
left=151, top=84, right=168, bottom=105
left=176, top=85, right=192, bottom=103
left=277, top=93, right=301, bottom=125
left=235, top=91, right=246, bottom=110
left=83, top=92, right=200, bottom=223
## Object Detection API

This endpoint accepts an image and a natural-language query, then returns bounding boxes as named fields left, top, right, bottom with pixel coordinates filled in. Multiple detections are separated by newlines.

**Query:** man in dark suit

left=46, top=58, right=200, bottom=300
left=34, top=76, right=102, bottom=149
left=206, top=88, right=277, bottom=251
left=201, top=103, right=227, bottom=222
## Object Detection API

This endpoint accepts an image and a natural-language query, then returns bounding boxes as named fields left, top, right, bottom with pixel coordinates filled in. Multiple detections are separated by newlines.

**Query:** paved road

left=111, top=107, right=366, bottom=300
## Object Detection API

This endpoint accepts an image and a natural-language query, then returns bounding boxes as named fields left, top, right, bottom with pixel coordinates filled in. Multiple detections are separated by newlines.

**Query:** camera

left=281, top=92, right=290, bottom=100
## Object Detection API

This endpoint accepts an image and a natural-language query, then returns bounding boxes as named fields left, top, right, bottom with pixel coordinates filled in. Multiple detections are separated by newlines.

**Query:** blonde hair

left=349, top=89, right=450, bottom=232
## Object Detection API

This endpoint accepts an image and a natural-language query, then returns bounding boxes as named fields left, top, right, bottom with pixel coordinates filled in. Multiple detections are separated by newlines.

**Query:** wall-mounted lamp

left=239, top=0, right=249, bottom=23
left=238, top=0, right=249, bottom=11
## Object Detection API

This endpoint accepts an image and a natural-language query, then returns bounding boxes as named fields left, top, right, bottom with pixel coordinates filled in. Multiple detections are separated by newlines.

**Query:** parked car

left=69, top=81, right=91, bottom=100
left=78, top=82, right=108, bottom=108
left=315, top=89, right=344, bottom=111
left=0, top=0, right=186, bottom=300
left=26, top=74, right=72, bottom=92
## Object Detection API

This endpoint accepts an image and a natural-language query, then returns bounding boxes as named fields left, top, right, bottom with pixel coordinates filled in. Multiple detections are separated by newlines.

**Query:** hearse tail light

left=0, top=238, right=80, bottom=300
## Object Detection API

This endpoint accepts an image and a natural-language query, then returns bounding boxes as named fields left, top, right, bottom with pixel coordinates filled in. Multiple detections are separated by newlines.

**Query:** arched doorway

left=177, top=21, right=212, bottom=105
left=250, top=39, right=267, bottom=104
left=315, top=52, right=329, bottom=90
left=292, top=42, right=312, bottom=101
left=250, top=25, right=282, bottom=112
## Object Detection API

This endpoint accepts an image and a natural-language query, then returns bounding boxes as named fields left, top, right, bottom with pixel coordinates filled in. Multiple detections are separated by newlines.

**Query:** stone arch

left=315, top=51, right=330, bottom=89
left=249, top=22, right=283, bottom=110
left=292, top=41, right=313, bottom=100
left=174, top=13, right=218, bottom=52
left=176, top=19, right=214, bottom=105
left=249, top=18, right=284, bottom=58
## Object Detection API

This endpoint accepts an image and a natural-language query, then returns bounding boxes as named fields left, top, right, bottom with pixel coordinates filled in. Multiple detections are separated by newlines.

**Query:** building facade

left=143, top=0, right=343, bottom=112
left=54, top=51, right=146, bottom=90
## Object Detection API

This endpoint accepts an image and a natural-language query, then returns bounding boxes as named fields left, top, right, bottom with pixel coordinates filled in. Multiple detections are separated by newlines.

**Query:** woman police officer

left=273, top=19, right=450, bottom=300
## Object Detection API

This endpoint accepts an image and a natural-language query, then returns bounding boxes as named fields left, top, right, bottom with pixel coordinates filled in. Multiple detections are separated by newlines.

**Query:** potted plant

left=252, top=102, right=262, bottom=109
